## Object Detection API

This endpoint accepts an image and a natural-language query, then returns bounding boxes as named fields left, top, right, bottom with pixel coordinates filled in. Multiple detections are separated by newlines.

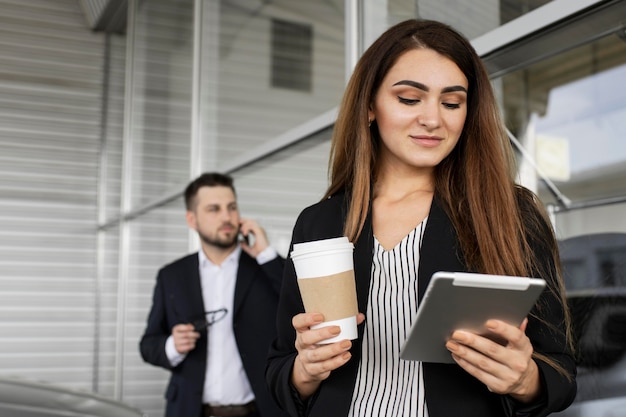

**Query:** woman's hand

left=445, top=318, right=541, bottom=403
left=290, top=312, right=365, bottom=399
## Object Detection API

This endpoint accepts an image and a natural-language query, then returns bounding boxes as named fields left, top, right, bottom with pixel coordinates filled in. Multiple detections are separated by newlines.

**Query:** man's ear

left=185, top=210, right=197, bottom=230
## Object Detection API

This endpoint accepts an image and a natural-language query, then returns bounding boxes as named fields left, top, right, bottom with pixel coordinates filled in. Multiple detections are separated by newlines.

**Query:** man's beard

left=198, top=229, right=238, bottom=249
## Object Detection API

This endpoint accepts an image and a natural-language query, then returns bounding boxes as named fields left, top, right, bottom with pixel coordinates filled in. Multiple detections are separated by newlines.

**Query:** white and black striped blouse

left=348, top=219, right=429, bottom=417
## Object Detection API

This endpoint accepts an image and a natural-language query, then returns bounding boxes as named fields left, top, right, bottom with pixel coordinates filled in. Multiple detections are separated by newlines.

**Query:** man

left=140, top=172, right=288, bottom=417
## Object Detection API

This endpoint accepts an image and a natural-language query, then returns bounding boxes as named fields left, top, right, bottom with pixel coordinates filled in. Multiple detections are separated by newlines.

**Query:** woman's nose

left=417, top=103, right=441, bottom=129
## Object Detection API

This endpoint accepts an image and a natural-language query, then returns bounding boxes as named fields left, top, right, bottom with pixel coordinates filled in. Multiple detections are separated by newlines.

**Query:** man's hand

left=239, top=218, right=270, bottom=258
left=172, top=323, right=200, bottom=354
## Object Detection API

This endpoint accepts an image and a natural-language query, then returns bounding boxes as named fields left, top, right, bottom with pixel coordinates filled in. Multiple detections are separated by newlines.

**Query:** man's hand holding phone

left=238, top=218, right=269, bottom=258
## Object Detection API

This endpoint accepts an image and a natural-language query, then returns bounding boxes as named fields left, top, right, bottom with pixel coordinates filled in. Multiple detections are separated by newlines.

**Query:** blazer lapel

left=354, top=210, right=374, bottom=316
left=418, top=197, right=466, bottom=300
left=182, top=255, right=206, bottom=322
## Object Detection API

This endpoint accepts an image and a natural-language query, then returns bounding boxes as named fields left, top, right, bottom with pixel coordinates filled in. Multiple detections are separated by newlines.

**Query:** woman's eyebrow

left=392, top=80, right=467, bottom=94
left=393, top=80, right=428, bottom=91
left=442, top=85, right=468, bottom=94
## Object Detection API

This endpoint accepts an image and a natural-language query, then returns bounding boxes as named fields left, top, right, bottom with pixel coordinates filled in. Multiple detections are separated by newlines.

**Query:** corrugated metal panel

left=78, top=0, right=110, bottom=27
left=0, top=0, right=105, bottom=391
left=78, top=0, right=128, bottom=33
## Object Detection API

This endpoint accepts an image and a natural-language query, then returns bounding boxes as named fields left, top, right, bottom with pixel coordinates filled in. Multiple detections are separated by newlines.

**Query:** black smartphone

left=238, top=231, right=252, bottom=246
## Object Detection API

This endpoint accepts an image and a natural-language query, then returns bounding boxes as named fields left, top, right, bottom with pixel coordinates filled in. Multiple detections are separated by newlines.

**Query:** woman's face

left=370, top=48, right=468, bottom=174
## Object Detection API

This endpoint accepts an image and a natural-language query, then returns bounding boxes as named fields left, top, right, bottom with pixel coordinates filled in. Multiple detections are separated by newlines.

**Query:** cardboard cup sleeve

left=291, top=237, right=359, bottom=343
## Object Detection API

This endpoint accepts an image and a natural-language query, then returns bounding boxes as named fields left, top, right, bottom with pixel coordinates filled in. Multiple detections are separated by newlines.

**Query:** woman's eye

left=443, top=102, right=461, bottom=109
left=398, top=96, right=419, bottom=105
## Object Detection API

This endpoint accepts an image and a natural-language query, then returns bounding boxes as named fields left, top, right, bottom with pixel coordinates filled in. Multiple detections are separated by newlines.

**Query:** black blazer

left=140, top=250, right=289, bottom=417
left=266, top=191, right=576, bottom=417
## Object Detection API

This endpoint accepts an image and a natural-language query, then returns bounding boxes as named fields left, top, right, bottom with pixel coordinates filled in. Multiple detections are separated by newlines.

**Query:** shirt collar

left=198, top=245, right=242, bottom=268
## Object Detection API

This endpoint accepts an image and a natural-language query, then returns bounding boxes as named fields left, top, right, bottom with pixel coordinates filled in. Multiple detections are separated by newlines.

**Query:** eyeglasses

left=189, top=308, right=228, bottom=331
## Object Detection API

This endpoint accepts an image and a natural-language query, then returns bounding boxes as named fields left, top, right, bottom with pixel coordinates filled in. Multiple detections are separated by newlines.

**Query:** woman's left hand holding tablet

left=445, top=318, right=541, bottom=403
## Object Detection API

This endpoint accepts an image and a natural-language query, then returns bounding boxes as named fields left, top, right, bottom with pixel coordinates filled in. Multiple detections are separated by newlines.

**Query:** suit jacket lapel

left=354, top=210, right=374, bottom=316
left=418, top=197, right=466, bottom=300
left=183, top=255, right=206, bottom=327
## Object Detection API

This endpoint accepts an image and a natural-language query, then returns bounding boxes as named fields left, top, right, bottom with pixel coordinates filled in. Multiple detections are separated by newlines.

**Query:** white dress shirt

left=165, top=245, right=277, bottom=405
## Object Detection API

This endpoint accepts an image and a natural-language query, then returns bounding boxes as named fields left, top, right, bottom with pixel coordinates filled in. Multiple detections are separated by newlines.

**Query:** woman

left=266, top=19, right=576, bottom=417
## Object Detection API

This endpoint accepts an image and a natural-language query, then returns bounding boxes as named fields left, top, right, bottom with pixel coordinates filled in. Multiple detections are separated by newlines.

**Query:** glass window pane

left=502, top=33, right=626, bottom=206
left=103, top=34, right=126, bottom=222
left=500, top=0, right=552, bottom=24
left=199, top=0, right=345, bottom=169
left=416, top=0, right=552, bottom=39
left=130, top=0, right=194, bottom=208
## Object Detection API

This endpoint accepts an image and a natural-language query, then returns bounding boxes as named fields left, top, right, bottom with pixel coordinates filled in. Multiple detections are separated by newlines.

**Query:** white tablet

left=399, top=271, right=546, bottom=363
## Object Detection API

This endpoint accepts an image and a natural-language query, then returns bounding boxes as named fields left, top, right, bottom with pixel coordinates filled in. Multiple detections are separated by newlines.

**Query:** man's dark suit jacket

left=266, top=191, right=576, bottom=417
left=140, top=249, right=289, bottom=417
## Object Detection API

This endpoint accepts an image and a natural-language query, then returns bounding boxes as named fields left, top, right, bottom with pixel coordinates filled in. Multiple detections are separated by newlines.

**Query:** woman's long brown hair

left=324, top=19, right=573, bottom=377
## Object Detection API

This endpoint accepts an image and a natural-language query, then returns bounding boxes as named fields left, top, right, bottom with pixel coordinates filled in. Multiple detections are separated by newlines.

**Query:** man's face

left=186, top=185, right=240, bottom=249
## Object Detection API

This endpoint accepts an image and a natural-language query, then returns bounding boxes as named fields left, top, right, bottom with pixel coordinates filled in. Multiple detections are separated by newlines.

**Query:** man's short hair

left=184, top=172, right=236, bottom=211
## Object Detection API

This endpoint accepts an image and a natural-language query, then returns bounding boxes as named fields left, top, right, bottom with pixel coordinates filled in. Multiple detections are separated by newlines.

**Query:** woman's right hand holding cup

left=290, top=312, right=364, bottom=399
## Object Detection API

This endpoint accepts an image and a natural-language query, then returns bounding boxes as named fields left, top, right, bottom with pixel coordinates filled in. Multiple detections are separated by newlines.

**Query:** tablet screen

left=399, top=271, right=545, bottom=363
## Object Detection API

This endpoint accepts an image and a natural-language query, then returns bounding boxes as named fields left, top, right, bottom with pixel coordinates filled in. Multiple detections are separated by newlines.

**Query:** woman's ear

left=368, top=109, right=375, bottom=125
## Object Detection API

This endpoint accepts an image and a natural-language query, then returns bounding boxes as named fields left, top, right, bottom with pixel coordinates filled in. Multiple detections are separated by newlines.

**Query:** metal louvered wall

left=0, top=0, right=105, bottom=389
left=78, top=0, right=127, bottom=32
left=78, top=0, right=109, bottom=27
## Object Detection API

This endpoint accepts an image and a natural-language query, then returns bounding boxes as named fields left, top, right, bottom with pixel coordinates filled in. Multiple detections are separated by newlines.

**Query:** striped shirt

left=348, top=220, right=429, bottom=417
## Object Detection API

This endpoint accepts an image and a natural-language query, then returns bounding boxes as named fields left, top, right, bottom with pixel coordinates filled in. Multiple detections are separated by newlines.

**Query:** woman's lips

left=411, top=135, right=443, bottom=147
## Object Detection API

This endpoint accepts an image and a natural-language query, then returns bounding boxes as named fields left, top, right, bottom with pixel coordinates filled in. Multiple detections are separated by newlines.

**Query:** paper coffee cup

left=291, top=237, right=359, bottom=344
